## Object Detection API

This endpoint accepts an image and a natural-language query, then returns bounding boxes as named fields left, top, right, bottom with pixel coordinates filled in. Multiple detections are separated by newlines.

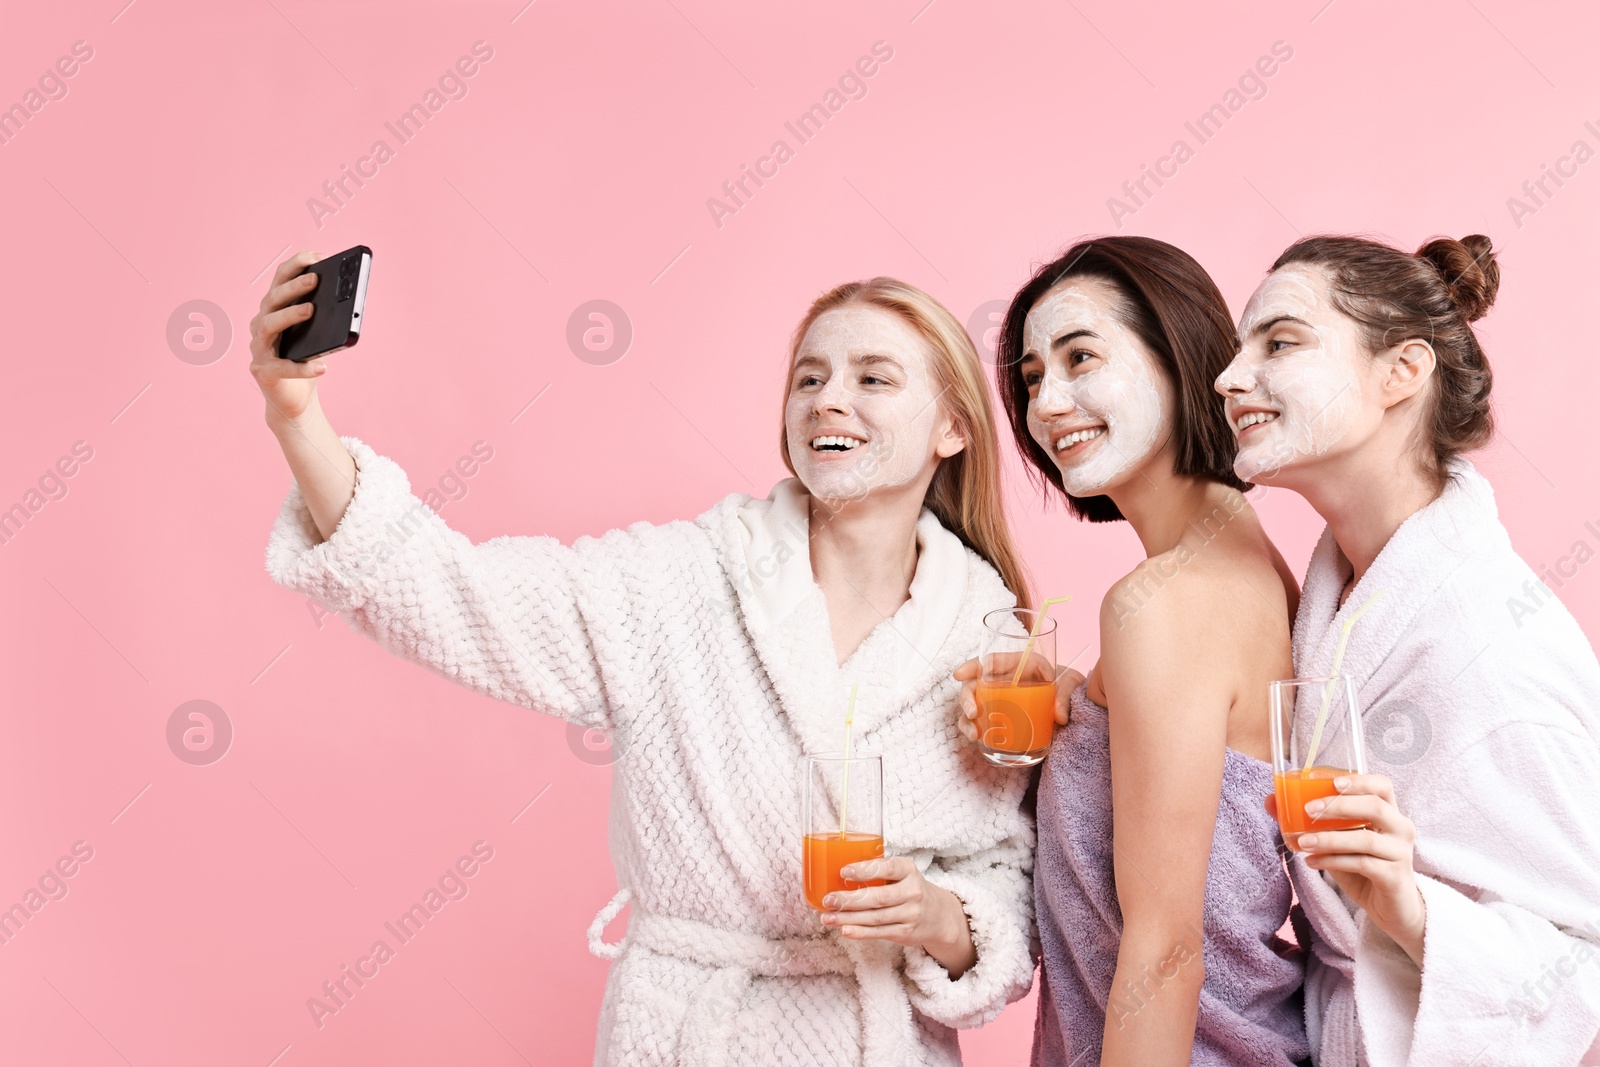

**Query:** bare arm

left=249, top=249, right=357, bottom=542
left=1098, top=571, right=1233, bottom=1066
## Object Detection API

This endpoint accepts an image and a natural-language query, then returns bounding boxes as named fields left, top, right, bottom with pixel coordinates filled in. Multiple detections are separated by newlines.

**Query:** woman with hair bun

left=1217, top=234, right=1600, bottom=1066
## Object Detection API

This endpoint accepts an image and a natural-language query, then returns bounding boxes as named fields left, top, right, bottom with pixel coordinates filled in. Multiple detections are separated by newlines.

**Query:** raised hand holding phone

left=248, top=249, right=361, bottom=543
left=250, top=250, right=333, bottom=423
left=277, top=245, right=372, bottom=363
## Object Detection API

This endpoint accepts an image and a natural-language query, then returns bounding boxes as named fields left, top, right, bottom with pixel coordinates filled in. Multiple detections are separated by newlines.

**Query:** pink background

left=2, top=0, right=1597, bottom=1063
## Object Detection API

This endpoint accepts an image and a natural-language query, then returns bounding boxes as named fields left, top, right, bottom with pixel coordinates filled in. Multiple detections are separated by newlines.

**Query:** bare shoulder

left=1100, top=549, right=1242, bottom=638
left=1100, top=525, right=1288, bottom=659
left=1097, top=560, right=1234, bottom=731
left=1097, top=490, right=1293, bottom=754
left=1099, top=554, right=1213, bottom=658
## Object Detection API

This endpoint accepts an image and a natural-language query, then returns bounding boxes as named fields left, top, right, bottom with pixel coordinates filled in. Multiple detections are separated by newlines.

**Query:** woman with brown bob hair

left=959, top=235, right=1311, bottom=1065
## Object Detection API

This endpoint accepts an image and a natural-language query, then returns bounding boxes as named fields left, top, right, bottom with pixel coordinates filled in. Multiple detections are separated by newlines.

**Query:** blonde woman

left=252, top=254, right=1038, bottom=1066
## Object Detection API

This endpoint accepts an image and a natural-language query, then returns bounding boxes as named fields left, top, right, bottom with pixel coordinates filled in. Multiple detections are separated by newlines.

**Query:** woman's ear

left=1377, top=339, right=1436, bottom=409
left=935, top=417, right=968, bottom=459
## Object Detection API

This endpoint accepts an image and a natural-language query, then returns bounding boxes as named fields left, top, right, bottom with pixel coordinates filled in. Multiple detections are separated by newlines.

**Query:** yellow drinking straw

left=1010, top=596, right=1073, bottom=686
left=1301, top=588, right=1386, bottom=773
left=839, top=684, right=858, bottom=841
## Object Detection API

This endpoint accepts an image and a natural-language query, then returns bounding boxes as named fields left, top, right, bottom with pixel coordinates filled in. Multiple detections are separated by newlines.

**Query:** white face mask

left=784, top=305, right=962, bottom=504
left=1022, top=280, right=1169, bottom=497
left=1216, top=267, right=1368, bottom=482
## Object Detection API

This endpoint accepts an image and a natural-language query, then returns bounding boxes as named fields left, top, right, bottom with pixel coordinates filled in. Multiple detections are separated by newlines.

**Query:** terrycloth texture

left=1032, top=682, right=1309, bottom=1066
left=265, top=436, right=1037, bottom=1067
left=1288, top=459, right=1600, bottom=1067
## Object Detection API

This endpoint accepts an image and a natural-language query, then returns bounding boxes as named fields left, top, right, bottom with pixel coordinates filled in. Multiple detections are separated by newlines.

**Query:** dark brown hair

left=996, top=236, right=1247, bottom=522
left=1271, top=234, right=1499, bottom=475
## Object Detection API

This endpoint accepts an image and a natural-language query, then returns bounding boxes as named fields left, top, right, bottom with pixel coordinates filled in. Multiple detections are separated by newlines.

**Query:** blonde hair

left=778, top=277, right=1034, bottom=610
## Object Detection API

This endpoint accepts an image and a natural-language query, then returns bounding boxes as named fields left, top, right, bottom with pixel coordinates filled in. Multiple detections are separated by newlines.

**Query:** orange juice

left=802, top=832, right=885, bottom=910
left=1274, top=766, right=1366, bottom=850
left=976, top=680, right=1057, bottom=755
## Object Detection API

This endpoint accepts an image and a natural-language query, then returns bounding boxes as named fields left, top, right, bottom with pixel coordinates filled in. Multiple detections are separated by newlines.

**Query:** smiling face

left=784, top=304, right=964, bottom=504
left=1020, top=278, right=1171, bottom=497
left=1215, top=266, right=1378, bottom=484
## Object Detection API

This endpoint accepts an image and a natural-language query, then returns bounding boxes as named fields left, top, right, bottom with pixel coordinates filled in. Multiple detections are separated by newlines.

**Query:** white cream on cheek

left=1231, top=269, right=1364, bottom=481
left=1023, top=285, right=1167, bottom=497
left=784, top=307, right=947, bottom=501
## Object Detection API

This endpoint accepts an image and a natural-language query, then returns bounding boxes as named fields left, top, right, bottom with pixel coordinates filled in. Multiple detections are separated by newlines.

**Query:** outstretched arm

left=266, top=436, right=616, bottom=729
left=252, top=253, right=620, bottom=730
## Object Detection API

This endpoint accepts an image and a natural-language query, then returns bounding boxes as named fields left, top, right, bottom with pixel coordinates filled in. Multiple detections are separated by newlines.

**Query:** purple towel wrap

left=1033, top=682, right=1310, bottom=1066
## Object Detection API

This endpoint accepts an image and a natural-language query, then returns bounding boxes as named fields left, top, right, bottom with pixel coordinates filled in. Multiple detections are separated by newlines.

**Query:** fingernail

left=1333, top=776, right=1350, bottom=791
left=822, top=894, right=839, bottom=910
left=1306, top=799, right=1325, bottom=816
left=1299, top=834, right=1317, bottom=849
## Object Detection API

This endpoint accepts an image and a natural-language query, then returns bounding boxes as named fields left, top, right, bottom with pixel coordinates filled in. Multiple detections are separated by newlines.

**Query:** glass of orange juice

left=976, top=608, right=1058, bottom=768
left=1270, top=676, right=1369, bottom=851
left=802, top=753, right=885, bottom=911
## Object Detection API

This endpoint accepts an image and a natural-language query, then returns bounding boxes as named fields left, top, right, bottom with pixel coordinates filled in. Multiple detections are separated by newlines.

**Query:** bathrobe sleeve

left=900, top=814, right=1037, bottom=1028
left=265, top=435, right=630, bottom=729
left=1354, top=709, right=1600, bottom=1066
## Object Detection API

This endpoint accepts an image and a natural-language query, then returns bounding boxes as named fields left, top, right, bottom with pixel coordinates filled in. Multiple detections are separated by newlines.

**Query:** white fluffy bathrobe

left=265, top=437, right=1037, bottom=1066
left=1288, top=459, right=1600, bottom=1067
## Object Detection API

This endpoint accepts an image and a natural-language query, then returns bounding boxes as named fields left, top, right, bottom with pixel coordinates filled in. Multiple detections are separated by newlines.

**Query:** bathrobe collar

left=711, top=477, right=984, bottom=757
left=1293, top=458, right=1503, bottom=699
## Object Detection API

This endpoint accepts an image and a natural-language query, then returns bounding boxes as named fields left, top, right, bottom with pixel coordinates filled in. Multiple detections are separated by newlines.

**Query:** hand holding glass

left=802, top=754, right=885, bottom=911
left=975, top=608, right=1058, bottom=768
left=1270, top=676, right=1369, bottom=851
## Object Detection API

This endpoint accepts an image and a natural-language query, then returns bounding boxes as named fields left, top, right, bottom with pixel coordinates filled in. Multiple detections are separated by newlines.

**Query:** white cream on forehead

left=799, top=306, right=922, bottom=361
left=1023, top=283, right=1166, bottom=497
left=1227, top=267, right=1363, bottom=481
left=785, top=306, right=948, bottom=501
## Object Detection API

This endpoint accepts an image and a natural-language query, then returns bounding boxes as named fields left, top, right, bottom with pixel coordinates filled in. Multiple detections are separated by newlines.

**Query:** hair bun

left=1416, top=234, right=1500, bottom=322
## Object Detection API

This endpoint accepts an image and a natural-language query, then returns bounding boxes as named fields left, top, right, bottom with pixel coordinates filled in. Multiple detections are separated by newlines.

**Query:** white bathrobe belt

left=587, top=888, right=918, bottom=1066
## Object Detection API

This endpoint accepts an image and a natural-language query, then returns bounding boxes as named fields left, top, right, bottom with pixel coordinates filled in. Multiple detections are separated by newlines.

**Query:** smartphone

left=277, top=245, right=372, bottom=363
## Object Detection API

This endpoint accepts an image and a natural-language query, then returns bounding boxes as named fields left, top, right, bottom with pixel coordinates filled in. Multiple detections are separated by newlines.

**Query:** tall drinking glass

left=801, top=753, right=885, bottom=911
left=1270, top=675, right=1369, bottom=851
left=976, top=608, right=1058, bottom=768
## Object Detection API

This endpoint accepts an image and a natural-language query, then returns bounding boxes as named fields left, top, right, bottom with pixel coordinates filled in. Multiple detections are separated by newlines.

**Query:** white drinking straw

left=1301, top=588, right=1385, bottom=773
left=1009, top=596, right=1072, bottom=686
left=839, top=684, right=858, bottom=840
